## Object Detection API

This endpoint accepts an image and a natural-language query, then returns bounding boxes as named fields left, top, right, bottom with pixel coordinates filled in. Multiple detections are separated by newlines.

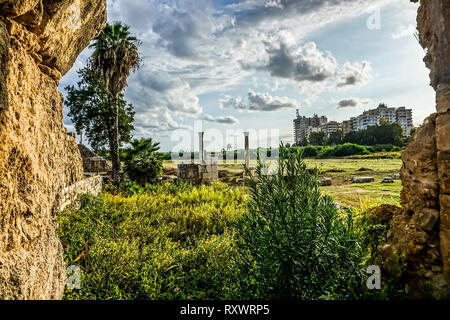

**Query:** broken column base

left=177, top=162, right=218, bottom=184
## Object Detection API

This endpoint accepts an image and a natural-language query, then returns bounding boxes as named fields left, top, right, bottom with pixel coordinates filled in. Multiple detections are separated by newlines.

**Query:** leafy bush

left=123, top=138, right=163, bottom=185
left=57, top=182, right=247, bottom=300
left=317, top=143, right=370, bottom=158
left=367, top=144, right=397, bottom=153
left=300, top=145, right=323, bottom=157
left=234, top=147, right=366, bottom=299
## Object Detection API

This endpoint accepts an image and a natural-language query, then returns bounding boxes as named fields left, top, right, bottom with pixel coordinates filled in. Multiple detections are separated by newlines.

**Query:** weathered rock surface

left=0, top=0, right=106, bottom=299
left=378, top=0, right=450, bottom=299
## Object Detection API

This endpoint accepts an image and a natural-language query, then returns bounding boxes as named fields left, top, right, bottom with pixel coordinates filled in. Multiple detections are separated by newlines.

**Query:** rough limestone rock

left=378, top=0, right=450, bottom=299
left=0, top=0, right=106, bottom=299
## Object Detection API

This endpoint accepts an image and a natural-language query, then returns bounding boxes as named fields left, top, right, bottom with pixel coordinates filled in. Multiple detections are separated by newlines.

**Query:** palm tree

left=89, top=22, right=141, bottom=188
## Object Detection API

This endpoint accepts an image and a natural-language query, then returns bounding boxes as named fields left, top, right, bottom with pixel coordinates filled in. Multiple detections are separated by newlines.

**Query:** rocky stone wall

left=0, top=0, right=106, bottom=299
left=379, top=0, right=450, bottom=298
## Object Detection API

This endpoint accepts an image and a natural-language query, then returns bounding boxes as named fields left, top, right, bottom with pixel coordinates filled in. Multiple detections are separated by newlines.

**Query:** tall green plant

left=235, top=146, right=365, bottom=299
left=89, top=22, right=141, bottom=188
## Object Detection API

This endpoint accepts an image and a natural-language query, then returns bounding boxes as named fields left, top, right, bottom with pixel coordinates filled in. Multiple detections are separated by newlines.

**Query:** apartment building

left=320, top=121, right=343, bottom=137
left=293, top=103, right=414, bottom=144
left=349, top=103, right=414, bottom=137
left=293, top=109, right=328, bottom=144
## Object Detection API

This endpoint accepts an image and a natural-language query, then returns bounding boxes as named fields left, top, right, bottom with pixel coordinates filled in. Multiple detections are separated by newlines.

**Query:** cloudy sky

left=60, top=0, right=435, bottom=152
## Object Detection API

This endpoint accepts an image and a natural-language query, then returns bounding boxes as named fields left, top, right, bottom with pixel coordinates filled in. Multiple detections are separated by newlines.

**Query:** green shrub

left=123, top=138, right=163, bottom=185
left=300, top=145, right=323, bottom=157
left=318, top=143, right=370, bottom=158
left=234, top=147, right=366, bottom=299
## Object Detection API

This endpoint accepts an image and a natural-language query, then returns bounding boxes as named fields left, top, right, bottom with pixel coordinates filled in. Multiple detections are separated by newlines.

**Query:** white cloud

left=126, top=68, right=203, bottom=116
left=221, top=91, right=298, bottom=112
left=203, top=114, right=239, bottom=124
left=134, top=108, right=191, bottom=132
left=337, top=61, right=373, bottom=88
left=392, top=24, right=416, bottom=39
left=65, top=0, right=391, bottom=142
left=220, top=95, right=247, bottom=110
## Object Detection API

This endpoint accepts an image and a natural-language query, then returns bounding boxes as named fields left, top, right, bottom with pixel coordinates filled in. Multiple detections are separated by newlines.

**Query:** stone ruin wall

left=58, top=175, right=104, bottom=212
left=378, top=0, right=450, bottom=298
left=0, top=0, right=106, bottom=299
left=177, top=162, right=219, bottom=184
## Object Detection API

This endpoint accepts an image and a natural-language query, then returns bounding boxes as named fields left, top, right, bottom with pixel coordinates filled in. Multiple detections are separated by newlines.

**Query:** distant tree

left=343, top=122, right=404, bottom=146
left=309, top=131, right=326, bottom=146
left=89, top=22, right=141, bottom=188
left=285, top=143, right=291, bottom=148
left=379, top=117, right=389, bottom=126
left=65, top=67, right=135, bottom=152
left=327, top=131, right=342, bottom=146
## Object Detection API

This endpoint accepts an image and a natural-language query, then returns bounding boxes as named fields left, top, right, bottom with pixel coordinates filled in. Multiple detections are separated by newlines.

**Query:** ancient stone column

left=244, top=132, right=249, bottom=168
left=198, top=132, right=204, bottom=163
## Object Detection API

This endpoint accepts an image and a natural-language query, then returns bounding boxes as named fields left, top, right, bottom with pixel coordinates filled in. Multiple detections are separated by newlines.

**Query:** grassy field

left=305, top=158, right=402, bottom=208
left=163, top=156, right=402, bottom=208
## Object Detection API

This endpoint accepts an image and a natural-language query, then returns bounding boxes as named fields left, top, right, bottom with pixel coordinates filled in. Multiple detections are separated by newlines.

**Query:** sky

left=59, top=0, right=436, bottom=153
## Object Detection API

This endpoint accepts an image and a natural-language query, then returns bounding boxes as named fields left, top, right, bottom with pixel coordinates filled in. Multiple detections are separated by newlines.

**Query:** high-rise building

left=342, top=117, right=355, bottom=135
left=395, top=107, right=414, bottom=137
left=320, top=121, right=343, bottom=137
left=293, top=109, right=328, bottom=144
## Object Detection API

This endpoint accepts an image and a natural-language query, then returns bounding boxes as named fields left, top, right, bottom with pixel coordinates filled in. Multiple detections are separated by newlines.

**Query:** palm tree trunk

left=111, top=96, right=121, bottom=189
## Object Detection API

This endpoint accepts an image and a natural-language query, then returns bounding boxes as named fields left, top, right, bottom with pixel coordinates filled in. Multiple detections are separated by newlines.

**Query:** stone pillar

left=244, top=132, right=249, bottom=168
left=198, top=132, right=204, bottom=163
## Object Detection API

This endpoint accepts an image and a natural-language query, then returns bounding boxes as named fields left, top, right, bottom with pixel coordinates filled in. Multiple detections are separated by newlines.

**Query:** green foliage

left=343, top=122, right=404, bottom=146
left=64, top=67, right=135, bottom=150
left=351, top=206, right=408, bottom=299
left=89, top=22, right=141, bottom=98
left=233, top=147, right=367, bottom=299
left=366, top=144, right=400, bottom=153
left=317, top=143, right=370, bottom=159
left=57, top=182, right=247, bottom=300
left=123, top=138, right=164, bottom=185
left=328, top=131, right=343, bottom=146
left=309, top=131, right=327, bottom=146
left=294, top=145, right=323, bottom=158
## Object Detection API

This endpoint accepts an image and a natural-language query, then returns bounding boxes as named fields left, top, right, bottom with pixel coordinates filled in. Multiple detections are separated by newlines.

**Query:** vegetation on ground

left=58, top=149, right=405, bottom=300
left=233, top=148, right=370, bottom=299
left=58, top=182, right=246, bottom=300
